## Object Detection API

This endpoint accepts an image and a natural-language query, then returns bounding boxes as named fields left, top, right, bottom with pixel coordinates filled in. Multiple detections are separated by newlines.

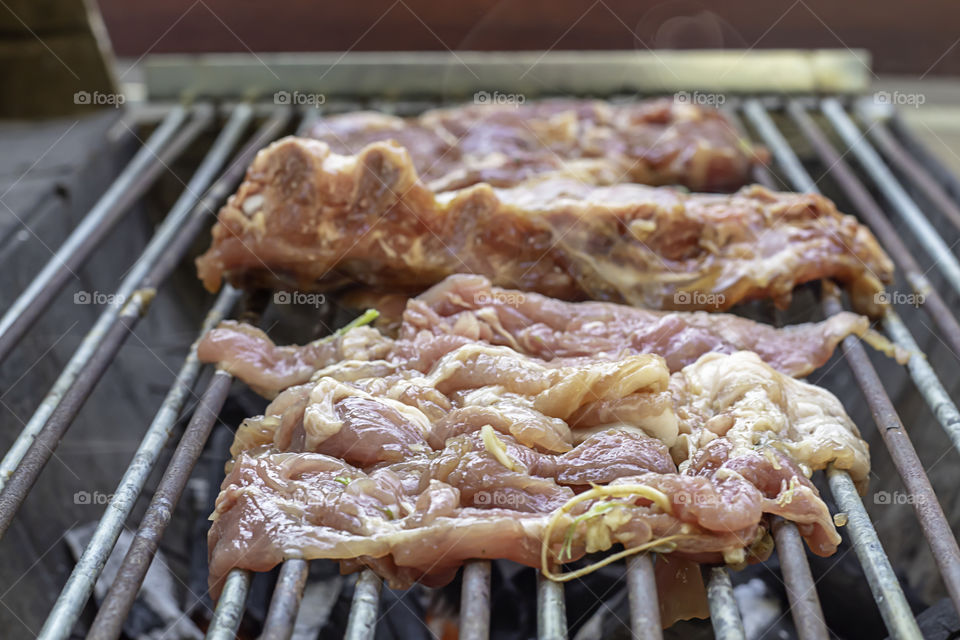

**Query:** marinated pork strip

left=195, top=138, right=893, bottom=315
left=197, top=274, right=893, bottom=398
left=208, top=349, right=861, bottom=591
left=307, top=98, right=762, bottom=193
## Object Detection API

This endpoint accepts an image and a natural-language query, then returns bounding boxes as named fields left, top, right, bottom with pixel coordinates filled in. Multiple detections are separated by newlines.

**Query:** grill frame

left=0, top=63, right=958, bottom=640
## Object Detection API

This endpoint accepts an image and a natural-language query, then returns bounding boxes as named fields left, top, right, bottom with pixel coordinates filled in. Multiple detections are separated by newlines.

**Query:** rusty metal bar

left=537, top=574, right=567, bottom=640
left=0, top=105, right=207, bottom=364
left=260, top=560, right=310, bottom=640
left=626, top=554, right=661, bottom=640
left=206, top=569, right=251, bottom=640
left=705, top=567, right=746, bottom=640
left=772, top=519, right=829, bottom=640
left=827, top=467, right=922, bottom=638
left=0, top=104, right=250, bottom=496
left=822, top=98, right=960, bottom=297
left=38, top=286, right=240, bottom=640
left=745, top=97, right=960, bottom=617
left=86, top=369, right=235, bottom=639
left=825, top=292, right=960, bottom=614
left=0, top=108, right=291, bottom=543
left=749, top=99, right=960, bottom=456
left=786, top=100, right=960, bottom=367
left=344, top=570, right=383, bottom=640
left=868, top=120, right=960, bottom=232
left=460, top=561, right=491, bottom=640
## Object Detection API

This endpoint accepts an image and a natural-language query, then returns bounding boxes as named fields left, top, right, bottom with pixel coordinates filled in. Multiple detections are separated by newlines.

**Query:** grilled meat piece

left=308, top=98, right=761, bottom=193
left=195, top=138, right=893, bottom=315
left=208, top=346, right=863, bottom=592
left=197, top=275, right=891, bottom=398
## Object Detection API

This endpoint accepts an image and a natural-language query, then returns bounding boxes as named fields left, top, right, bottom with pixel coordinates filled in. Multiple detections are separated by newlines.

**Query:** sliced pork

left=197, top=275, right=897, bottom=399
left=195, top=138, right=893, bottom=315
left=308, top=98, right=761, bottom=192
left=208, top=340, right=866, bottom=592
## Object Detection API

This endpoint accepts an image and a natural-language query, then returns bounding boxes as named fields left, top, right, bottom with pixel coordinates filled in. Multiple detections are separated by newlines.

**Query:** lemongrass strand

left=543, top=534, right=691, bottom=582
left=540, top=483, right=675, bottom=576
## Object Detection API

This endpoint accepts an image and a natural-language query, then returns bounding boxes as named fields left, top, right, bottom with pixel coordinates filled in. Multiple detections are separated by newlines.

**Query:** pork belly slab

left=208, top=343, right=866, bottom=592
left=307, top=98, right=761, bottom=192
left=197, top=275, right=896, bottom=399
left=195, top=138, right=893, bottom=315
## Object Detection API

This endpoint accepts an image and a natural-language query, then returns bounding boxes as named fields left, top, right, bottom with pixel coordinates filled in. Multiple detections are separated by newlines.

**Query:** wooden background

left=94, top=0, right=960, bottom=76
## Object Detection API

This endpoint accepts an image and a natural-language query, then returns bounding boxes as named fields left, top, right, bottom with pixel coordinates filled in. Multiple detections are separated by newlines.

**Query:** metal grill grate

left=1, top=88, right=959, bottom=640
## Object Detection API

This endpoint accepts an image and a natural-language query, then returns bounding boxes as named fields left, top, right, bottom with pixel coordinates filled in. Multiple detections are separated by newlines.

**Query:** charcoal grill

left=1, top=50, right=959, bottom=640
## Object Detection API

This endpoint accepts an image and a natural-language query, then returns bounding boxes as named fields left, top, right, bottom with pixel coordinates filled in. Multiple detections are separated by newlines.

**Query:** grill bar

left=0, top=104, right=250, bottom=499
left=260, top=559, right=310, bottom=640
left=344, top=570, right=383, bottom=640
left=38, top=286, right=239, bottom=640
left=0, top=105, right=206, bottom=364
left=744, top=99, right=960, bottom=615
left=827, top=468, right=923, bottom=638
left=771, top=519, right=829, bottom=640
left=625, top=554, right=661, bottom=640
left=87, top=369, right=235, bottom=638
left=727, top=105, right=830, bottom=638
left=537, top=573, right=568, bottom=640
left=705, top=568, right=746, bottom=640
left=0, top=106, right=275, bottom=539
left=786, top=101, right=960, bottom=366
left=869, top=121, right=960, bottom=232
left=822, top=98, right=960, bottom=296
left=824, top=293, right=960, bottom=613
left=206, top=569, right=251, bottom=640
left=460, top=561, right=492, bottom=640
left=738, top=101, right=927, bottom=638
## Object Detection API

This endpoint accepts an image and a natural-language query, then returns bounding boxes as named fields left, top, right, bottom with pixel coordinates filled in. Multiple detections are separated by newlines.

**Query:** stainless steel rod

left=205, top=569, right=251, bottom=640
left=827, top=468, right=922, bottom=638
left=0, top=104, right=251, bottom=496
left=869, top=120, right=960, bottom=232
left=36, top=286, right=239, bottom=640
left=537, top=574, right=567, bottom=640
left=86, top=369, right=235, bottom=639
left=772, top=519, right=829, bottom=640
left=705, top=567, right=746, bottom=640
left=739, top=100, right=929, bottom=637
left=823, top=98, right=960, bottom=298
left=786, top=99, right=960, bottom=380
left=344, top=570, right=383, bottom=640
left=260, top=559, right=310, bottom=640
left=626, top=554, right=662, bottom=640
left=0, top=105, right=203, bottom=363
left=460, top=561, right=491, bottom=640
left=747, top=99, right=960, bottom=461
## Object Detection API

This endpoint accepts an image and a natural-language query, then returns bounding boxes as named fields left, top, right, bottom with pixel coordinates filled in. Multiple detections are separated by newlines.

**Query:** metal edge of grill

left=0, top=58, right=958, bottom=640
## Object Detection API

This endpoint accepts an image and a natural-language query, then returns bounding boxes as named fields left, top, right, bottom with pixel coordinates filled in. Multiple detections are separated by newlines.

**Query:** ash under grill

left=1, top=56, right=959, bottom=640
